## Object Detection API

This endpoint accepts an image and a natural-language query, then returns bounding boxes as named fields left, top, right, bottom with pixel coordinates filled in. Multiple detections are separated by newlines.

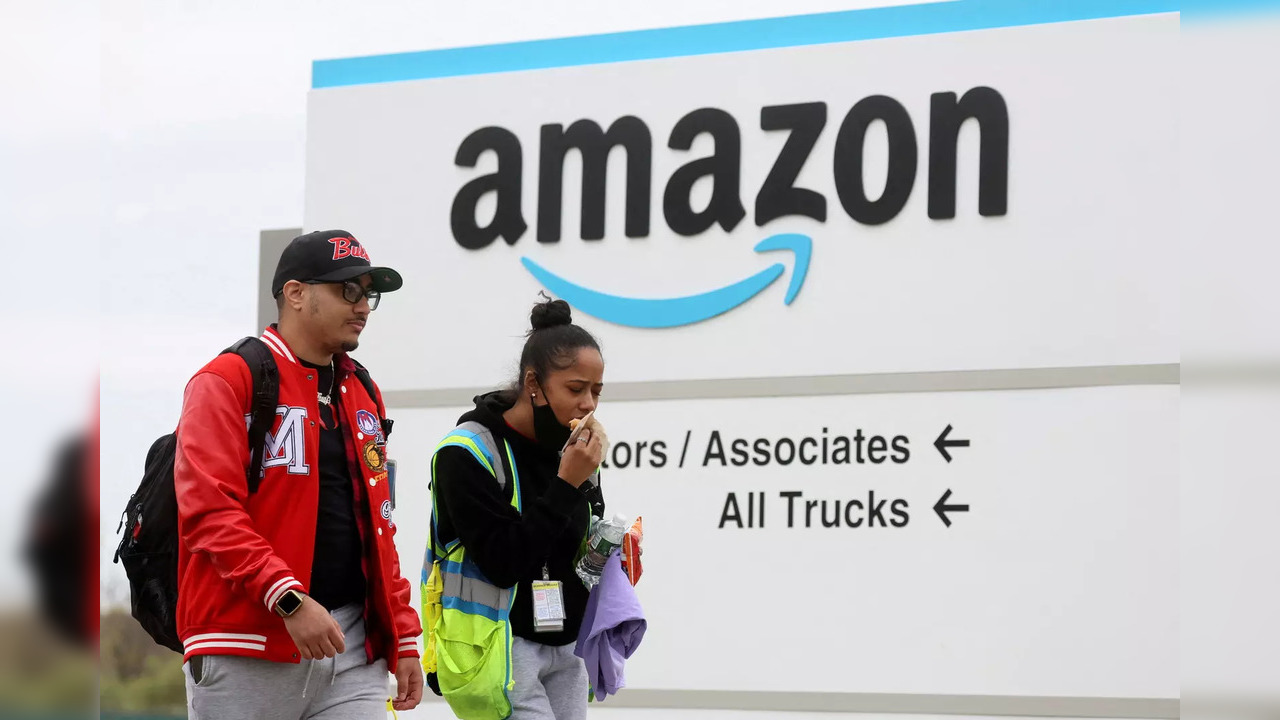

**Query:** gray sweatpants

left=508, top=636, right=589, bottom=720
left=184, top=603, right=390, bottom=720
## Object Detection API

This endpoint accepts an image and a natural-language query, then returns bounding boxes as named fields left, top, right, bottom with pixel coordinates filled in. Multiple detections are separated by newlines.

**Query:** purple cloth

left=573, top=547, right=646, bottom=701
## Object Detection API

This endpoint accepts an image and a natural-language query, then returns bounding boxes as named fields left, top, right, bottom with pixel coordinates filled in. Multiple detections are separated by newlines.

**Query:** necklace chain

left=317, top=360, right=336, bottom=405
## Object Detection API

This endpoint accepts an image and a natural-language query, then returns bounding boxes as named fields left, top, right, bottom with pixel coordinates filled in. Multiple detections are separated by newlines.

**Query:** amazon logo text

left=449, top=87, right=1009, bottom=327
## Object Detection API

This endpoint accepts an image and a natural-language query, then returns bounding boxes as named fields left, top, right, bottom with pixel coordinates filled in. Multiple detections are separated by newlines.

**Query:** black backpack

left=112, top=336, right=392, bottom=653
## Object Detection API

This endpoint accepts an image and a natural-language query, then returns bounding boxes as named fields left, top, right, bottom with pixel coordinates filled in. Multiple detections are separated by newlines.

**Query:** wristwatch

left=273, top=589, right=305, bottom=618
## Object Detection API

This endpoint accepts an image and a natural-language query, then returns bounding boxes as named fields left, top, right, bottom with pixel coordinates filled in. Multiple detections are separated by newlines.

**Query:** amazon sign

left=305, top=5, right=1178, bottom=390
left=449, top=88, right=1008, bottom=328
left=303, top=7, right=1181, bottom=710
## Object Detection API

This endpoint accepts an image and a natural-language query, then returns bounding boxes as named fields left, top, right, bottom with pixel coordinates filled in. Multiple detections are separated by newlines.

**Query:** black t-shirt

left=303, top=359, right=366, bottom=610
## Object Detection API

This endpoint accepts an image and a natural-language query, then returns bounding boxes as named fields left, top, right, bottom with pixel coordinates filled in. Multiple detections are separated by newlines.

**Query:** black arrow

left=933, top=489, right=969, bottom=527
left=934, top=424, right=970, bottom=463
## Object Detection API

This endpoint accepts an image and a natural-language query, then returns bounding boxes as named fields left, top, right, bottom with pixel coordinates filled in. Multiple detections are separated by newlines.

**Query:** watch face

left=278, top=591, right=303, bottom=615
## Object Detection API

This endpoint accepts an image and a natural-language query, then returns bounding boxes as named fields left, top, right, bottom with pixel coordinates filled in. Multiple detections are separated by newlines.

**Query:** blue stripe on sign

left=1183, top=0, right=1280, bottom=18
left=312, top=0, right=1179, bottom=88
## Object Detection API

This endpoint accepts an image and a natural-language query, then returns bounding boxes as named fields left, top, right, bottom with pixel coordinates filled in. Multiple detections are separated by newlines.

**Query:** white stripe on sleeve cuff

left=264, top=576, right=304, bottom=610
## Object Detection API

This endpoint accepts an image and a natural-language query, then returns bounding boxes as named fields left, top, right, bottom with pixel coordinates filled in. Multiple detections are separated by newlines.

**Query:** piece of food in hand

left=567, top=412, right=609, bottom=456
left=565, top=411, right=593, bottom=445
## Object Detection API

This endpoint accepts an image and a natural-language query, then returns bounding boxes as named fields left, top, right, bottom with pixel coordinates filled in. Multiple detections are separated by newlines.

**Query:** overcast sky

left=4, top=0, right=1268, bottom=613
left=7, top=0, right=934, bottom=607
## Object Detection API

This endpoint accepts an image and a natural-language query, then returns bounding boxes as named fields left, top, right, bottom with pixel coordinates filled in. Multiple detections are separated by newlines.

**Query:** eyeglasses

left=305, top=280, right=381, bottom=310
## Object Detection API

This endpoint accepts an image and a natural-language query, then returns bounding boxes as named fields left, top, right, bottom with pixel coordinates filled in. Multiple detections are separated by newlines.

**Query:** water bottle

left=575, top=512, right=629, bottom=589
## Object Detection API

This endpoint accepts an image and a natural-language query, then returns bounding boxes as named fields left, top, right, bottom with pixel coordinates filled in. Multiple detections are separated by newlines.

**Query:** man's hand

left=393, top=657, right=424, bottom=711
left=282, top=595, right=345, bottom=660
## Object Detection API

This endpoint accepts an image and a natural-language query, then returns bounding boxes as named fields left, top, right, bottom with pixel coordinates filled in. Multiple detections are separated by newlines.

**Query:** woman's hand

left=559, top=428, right=604, bottom=488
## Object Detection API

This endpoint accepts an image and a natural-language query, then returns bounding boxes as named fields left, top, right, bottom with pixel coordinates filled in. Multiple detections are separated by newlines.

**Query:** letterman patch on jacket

left=362, top=440, right=385, bottom=472
left=356, top=409, right=379, bottom=437
left=253, top=407, right=310, bottom=475
left=381, top=499, right=394, bottom=529
left=355, top=409, right=385, bottom=445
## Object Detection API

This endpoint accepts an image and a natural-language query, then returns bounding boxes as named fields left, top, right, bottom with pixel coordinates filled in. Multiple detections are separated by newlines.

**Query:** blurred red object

left=621, top=517, right=643, bottom=586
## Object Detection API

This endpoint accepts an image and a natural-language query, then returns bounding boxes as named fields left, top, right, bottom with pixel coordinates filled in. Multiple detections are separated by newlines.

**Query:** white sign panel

left=305, top=7, right=1177, bottom=392
left=386, top=384, right=1178, bottom=698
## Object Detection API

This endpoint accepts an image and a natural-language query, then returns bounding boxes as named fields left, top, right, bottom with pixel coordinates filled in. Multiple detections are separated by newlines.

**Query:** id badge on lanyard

left=531, top=564, right=566, bottom=633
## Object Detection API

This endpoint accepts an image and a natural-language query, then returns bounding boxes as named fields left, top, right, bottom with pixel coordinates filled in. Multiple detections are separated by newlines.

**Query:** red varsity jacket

left=173, top=325, right=421, bottom=665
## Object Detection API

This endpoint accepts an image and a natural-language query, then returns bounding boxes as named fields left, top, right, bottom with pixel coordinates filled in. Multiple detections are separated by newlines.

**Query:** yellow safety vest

left=421, top=422, right=522, bottom=720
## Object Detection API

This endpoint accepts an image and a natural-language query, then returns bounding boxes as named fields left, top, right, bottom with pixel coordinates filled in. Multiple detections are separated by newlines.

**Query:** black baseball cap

left=271, top=229, right=403, bottom=298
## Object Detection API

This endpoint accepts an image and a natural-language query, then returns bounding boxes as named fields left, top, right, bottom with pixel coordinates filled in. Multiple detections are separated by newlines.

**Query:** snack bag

left=620, top=516, right=643, bottom=586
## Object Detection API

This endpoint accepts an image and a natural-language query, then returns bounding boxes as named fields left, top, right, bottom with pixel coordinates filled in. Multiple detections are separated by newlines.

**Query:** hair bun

left=530, top=297, right=573, bottom=331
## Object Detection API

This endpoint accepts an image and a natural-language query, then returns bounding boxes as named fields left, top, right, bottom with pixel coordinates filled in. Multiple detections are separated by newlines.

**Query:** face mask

left=532, top=384, right=573, bottom=452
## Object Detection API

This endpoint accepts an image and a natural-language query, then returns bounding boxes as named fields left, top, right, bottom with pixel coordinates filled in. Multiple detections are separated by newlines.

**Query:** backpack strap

left=222, top=337, right=279, bottom=495
left=351, top=359, right=393, bottom=441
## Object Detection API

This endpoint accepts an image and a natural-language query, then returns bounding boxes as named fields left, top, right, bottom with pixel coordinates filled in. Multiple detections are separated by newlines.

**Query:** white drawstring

left=302, top=658, right=316, bottom=698
left=303, top=606, right=353, bottom=697
left=301, top=653, right=339, bottom=698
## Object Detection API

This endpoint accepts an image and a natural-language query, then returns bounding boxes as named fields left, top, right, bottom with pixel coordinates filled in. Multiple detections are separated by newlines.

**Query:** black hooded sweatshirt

left=432, top=391, right=606, bottom=645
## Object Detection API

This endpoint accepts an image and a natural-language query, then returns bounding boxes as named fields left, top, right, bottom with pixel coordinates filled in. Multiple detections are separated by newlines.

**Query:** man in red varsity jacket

left=174, top=230, right=423, bottom=719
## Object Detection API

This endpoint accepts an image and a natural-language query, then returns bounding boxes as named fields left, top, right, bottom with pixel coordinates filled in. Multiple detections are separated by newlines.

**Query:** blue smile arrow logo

left=519, top=233, right=812, bottom=329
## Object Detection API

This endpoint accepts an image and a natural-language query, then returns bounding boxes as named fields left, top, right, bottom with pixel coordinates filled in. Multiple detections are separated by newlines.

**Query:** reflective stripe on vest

left=440, top=559, right=512, bottom=623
